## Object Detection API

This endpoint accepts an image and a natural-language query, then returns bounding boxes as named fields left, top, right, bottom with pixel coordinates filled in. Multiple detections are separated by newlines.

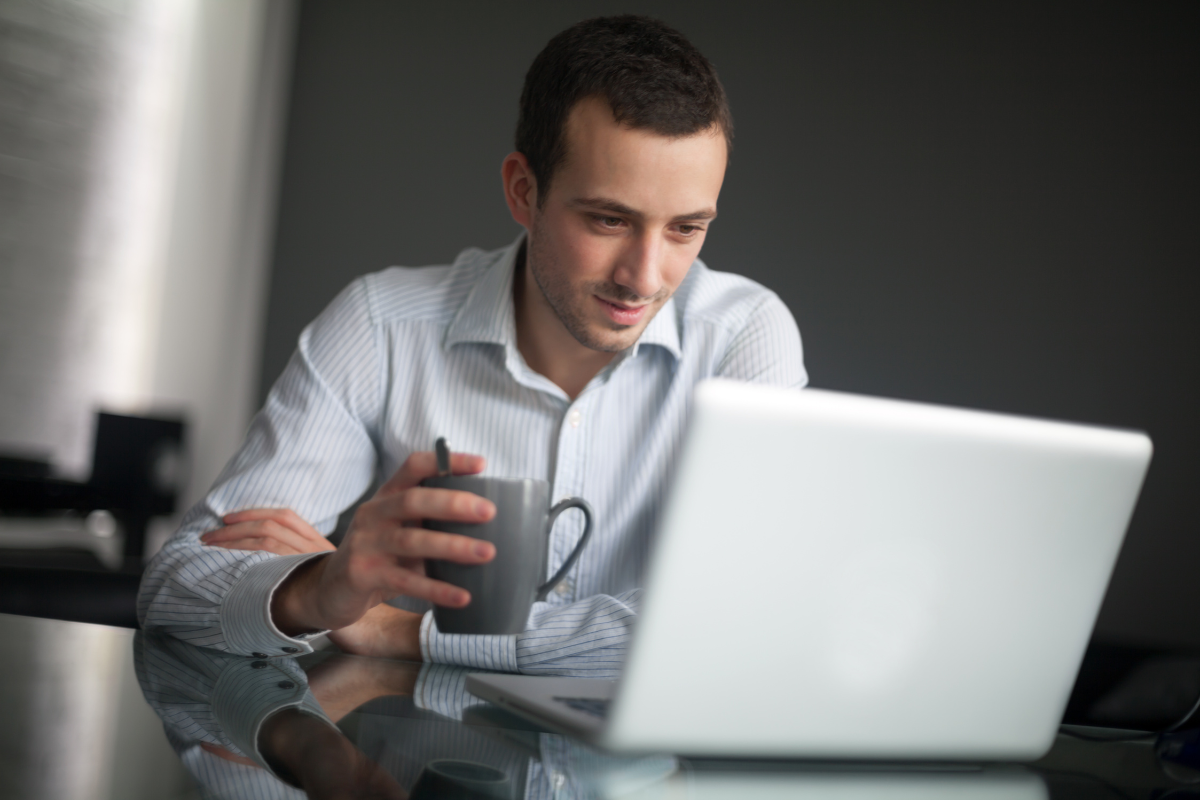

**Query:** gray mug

left=421, top=476, right=593, bottom=634
left=409, top=759, right=513, bottom=799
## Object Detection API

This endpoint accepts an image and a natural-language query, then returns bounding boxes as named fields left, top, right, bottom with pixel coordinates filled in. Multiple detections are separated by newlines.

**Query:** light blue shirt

left=138, top=236, right=807, bottom=675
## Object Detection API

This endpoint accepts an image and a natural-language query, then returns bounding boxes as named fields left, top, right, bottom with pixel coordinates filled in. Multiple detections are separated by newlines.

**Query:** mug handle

left=535, top=497, right=594, bottom=602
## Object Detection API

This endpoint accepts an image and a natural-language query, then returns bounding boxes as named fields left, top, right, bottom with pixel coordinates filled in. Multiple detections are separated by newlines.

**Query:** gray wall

left=261, top=1, right=1199, bottom=647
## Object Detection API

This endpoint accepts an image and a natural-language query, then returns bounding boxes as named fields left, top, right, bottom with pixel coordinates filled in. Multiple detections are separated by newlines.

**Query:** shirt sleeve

left=420, top=589, right=641, bottom=678
left=138, top=278, right=384, bottom=655
left=134, top=632, right=336, bottom=780
left=409, top=663, right=487, bottom=720
left=716, top=291, right=808, bottom=388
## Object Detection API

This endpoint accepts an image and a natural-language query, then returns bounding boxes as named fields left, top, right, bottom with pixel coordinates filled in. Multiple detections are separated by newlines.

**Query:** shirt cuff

left=419, top=610, right=520, bottom=672
left=411, top=663, right=489, bottom=721
left=221, top=552, right=330, bottom=657
left=211, top=657, right=337, bottom=779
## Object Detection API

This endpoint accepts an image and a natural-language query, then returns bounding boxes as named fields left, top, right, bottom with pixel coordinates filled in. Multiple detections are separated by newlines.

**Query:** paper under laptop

left=468, top=380, right=1152, bottom=760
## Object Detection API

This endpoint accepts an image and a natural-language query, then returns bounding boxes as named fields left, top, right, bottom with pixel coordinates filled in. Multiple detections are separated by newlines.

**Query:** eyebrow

left=570, top=196, right=718, bottom=223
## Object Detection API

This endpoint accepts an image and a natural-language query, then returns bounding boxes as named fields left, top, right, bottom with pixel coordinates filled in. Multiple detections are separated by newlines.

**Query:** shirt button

left=277, top=681, right=296, bottom=690
left=554, top=581, right=571, bottom=597
left=568, top=409, right=582, bottom=428
left=281, top=647, right=299, bottom=653
left=251, top=661, right=269, bottom=669
left=251, top=652, right=268, bottom=658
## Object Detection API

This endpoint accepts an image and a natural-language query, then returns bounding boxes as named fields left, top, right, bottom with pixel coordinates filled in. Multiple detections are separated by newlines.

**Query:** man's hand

left=199, top=494, right=442, bottom=660
left=270, top=451, right=496, bottom=637
left=201, top=508, right=336, bottom=556
left=304, top=651, right=422, bottom=722
left=326, top=603, right=424, bottom=661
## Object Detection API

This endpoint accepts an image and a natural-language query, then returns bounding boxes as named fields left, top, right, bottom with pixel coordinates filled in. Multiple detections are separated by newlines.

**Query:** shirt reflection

left=133, top=632, right=1046, bottom=799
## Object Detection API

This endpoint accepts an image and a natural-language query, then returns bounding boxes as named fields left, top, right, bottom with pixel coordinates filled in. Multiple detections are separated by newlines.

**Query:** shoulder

left=671, top=258, right=795, bottom=333
left=669, top=259, right=807, bottom=387
left=301, top=243, right=503, bottom=362
left=351, top=245, right=503, bottom=326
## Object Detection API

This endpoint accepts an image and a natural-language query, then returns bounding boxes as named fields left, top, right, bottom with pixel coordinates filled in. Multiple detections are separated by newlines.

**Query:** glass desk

left=2, top=611, right=1198, bottom=799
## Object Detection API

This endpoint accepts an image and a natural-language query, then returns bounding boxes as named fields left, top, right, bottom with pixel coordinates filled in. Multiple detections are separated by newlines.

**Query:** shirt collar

left=444, top=233, right=683, bottom=363
left=631, top=295, right=682, bottom=361
left=445, top=236, right=522, bottom=349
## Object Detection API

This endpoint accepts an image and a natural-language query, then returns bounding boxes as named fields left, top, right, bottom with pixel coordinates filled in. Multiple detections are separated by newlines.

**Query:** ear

left=501, top=151, right=538, bottom=229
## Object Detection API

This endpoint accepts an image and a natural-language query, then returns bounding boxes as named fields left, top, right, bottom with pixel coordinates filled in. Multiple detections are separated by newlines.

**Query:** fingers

left=200, top=519, right=336, bottom=555
left=376, top=451, right=487, bottom=496
left=380, top=568, right=473, bottom=608
left=199, top=742, right=259, bottom=768
left=377, top=485, right=495, bottom=525
left=222, top=507, right=324, bottom=541
left=328, top=522, right=493, bottom=610
left=385, top=525, right=495, bottom=563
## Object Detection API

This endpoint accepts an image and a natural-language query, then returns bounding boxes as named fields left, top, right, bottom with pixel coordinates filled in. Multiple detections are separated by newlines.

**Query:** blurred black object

left=0, top=411, right=186, bottom=569
left=1158, top=727, right=1200, bottom=781
left=0, top=454, right=52, bottom=480
left=0, top=565, right=140, bottom=628
left=1065, top=641, right=1200, bottom=732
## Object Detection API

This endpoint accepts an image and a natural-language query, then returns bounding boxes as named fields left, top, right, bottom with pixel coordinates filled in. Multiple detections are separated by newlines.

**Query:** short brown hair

left=516, top=15, right=733, bottom=204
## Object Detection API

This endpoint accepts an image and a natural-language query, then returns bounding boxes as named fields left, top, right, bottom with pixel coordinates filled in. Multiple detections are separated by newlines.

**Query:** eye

left=675, top=224, right=704, bottom=237
left=594, top=215, right=624, bottom=228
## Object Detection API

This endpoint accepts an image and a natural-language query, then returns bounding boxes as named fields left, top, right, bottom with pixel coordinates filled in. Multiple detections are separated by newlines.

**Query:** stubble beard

left=525, top=228, right=669, bottom=354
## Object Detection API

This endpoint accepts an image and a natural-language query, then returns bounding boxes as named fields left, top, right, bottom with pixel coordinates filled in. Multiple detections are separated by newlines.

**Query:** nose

left=612, top=232, right=664, bottom=300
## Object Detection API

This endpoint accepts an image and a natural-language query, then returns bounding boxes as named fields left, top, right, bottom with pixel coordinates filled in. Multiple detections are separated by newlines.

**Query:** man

left=139, top=15, right=806, bottom=674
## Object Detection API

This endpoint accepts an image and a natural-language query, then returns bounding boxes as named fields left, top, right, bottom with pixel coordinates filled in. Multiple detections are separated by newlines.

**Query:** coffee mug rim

left=425, top=758, right=509, bottom=783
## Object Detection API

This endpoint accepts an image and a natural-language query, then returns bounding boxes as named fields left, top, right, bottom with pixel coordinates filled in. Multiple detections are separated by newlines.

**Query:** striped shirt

left=136, top=630, right=676, bottom=799
left=138, top=235, right=807, bottom=674
left=135, top=631, right=322, bottom=794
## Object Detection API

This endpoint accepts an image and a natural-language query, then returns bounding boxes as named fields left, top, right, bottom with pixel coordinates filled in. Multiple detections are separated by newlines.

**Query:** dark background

left=261, top=1, right=1198, bottom=647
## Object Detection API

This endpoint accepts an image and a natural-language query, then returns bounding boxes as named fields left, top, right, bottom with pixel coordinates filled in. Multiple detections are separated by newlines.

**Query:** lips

left=595, top=296, right=649, bottom=326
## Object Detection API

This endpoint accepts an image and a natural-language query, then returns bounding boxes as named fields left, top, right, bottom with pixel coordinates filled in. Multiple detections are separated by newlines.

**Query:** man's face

left=524, top=97, right=728, bottom=353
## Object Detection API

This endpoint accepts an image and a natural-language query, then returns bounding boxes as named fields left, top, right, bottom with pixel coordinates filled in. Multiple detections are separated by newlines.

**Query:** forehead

left=552, top=97, right=727, bottom=214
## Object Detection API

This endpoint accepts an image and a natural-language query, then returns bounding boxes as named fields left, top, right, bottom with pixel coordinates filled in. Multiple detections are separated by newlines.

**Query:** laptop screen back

left=606, top=381, right=1151, bottom=758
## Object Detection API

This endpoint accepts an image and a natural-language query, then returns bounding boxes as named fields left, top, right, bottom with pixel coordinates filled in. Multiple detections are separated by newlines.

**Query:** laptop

left=467, top=380, right=1152, bottom=760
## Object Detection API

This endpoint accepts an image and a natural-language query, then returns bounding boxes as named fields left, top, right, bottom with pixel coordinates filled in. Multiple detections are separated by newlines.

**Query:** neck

left=513, top=246, right=615, bottom=401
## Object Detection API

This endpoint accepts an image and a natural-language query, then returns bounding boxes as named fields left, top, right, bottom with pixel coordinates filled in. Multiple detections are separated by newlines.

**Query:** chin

left=585, top=325, right=643, bottom=353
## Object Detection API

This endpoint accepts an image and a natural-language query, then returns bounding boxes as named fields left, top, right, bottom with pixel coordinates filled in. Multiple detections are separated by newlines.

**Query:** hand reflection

left=305, top=651, right=421, bottom=723
left=260, top=708, right=407, bottom=799
left=252, top=654, right=422, bottom=796
left=201, top=705, right=409, bottom=799
left=136, top=632, right=529, bottom=798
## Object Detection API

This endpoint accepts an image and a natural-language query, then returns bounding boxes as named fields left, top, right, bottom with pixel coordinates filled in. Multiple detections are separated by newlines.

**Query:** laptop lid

left=602, top=381, right=1151, bottom=759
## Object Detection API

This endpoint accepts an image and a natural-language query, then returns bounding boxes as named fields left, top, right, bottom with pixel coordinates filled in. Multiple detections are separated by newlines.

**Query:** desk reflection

left=133, top=632, right=1056, bottom=799
left=630, top=767, right=1046, bottom=800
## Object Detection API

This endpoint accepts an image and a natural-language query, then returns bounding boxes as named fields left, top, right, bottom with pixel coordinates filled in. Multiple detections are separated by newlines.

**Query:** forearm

left=140, top=283, right=384, bottom=650
left=257, top=709, right=353, bottom=784
left=139, top=518, right=330, bottom=655
left=270, top=554, right=331, bottom=636
left=138, top=507, right=268, bottom=647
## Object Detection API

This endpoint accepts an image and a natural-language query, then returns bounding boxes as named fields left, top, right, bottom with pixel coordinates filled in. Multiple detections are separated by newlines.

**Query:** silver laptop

left=467, top=380, right=1152, bottom=760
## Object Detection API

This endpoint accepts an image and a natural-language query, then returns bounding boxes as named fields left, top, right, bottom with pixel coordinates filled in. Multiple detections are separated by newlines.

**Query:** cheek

left=554, top=223, right=614, bottom=284
left=536, top=215, right=592, bottom=270
left=662, top=244, right=702, bottom=291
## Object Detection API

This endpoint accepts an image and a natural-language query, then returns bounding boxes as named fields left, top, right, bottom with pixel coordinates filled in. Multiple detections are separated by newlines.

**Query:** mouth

left=594, top=296, right=650, bottom=326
